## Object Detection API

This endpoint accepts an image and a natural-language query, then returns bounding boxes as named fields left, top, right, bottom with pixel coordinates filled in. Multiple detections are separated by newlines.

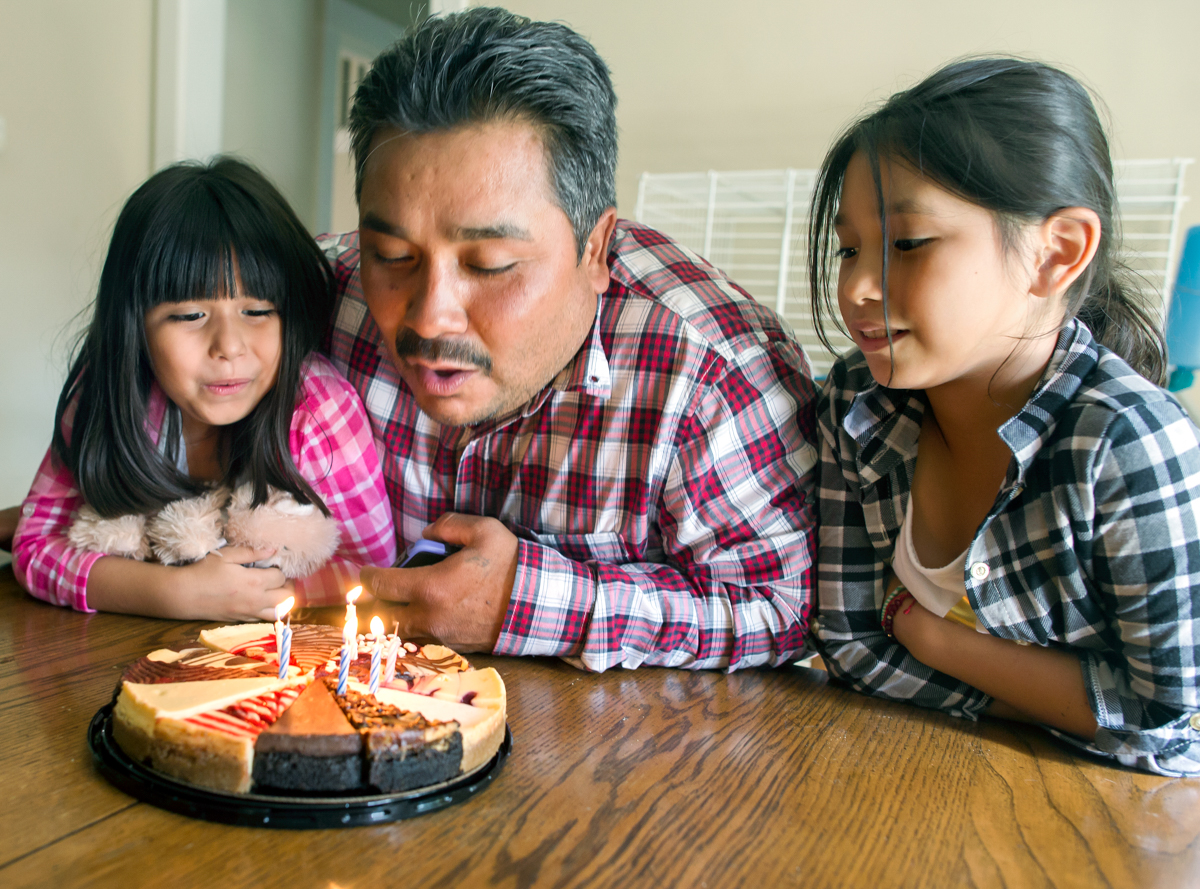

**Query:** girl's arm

left=288, top=356, right=397, bottom=605
left=813, top=370, right=992, bottom=719
left=85, top=549, right=291, bottom=621
left=13, top=442, right=290, bottom=620
left=891, top=599, right=1097, bottom=738
left=12, top=445, right=108, bottom=610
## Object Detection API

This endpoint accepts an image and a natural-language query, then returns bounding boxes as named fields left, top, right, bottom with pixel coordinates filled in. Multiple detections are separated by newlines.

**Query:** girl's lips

left=410, top=363, right=474, bottom=397
left=855, top=328, right=908, bottom=353
left=204, top=379, right=251, bottom=395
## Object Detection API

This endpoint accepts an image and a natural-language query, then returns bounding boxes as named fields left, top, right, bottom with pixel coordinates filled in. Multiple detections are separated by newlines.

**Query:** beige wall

left=494, top=0, right=1200, bottom=237
left=0, top=1, right=154, bottom=519
left=223, top=0, right=323, bottom=231
left=1, top=0, right=1198, bottom=543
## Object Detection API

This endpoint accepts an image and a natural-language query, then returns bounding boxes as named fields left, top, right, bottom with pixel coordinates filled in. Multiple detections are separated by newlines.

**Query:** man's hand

left=361, top=513, right=518, bottom=652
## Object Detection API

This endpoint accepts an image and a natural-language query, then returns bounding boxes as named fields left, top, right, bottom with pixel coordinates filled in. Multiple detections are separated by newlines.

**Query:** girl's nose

left=209, top=313, right=247, bottom=360
left=840, top=249, right=883, bottom=306
left=405, top=256, right=469, bottom=340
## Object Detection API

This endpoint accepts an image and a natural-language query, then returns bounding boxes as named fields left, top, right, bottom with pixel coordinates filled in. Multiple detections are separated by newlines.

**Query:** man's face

left=357, top=120, right=613, bottom=427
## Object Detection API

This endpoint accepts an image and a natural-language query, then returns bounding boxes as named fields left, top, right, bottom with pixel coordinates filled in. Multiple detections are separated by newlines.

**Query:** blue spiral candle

left=276, top=623, right=292, bottom=680
left=273, top=596, right=295, bottom=681
left=337, top=642, right=351, bottom=695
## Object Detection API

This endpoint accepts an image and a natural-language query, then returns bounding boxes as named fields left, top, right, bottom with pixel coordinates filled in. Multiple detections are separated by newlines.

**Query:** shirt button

left=1190, top=714, right=1200, bottom=731
left=970, top=562, right=991, bottom=581
left=22, top=504, right=34, bottom=517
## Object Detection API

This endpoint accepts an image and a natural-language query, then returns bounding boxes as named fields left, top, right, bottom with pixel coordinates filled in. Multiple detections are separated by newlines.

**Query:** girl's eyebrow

left=888, top=197, right=937, bottom=215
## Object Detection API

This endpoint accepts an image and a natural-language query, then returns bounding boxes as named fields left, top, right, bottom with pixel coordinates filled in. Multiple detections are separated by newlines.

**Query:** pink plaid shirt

left=320, top=221, right=819, bottom=671
left=13, top=353, right=396, bottom=611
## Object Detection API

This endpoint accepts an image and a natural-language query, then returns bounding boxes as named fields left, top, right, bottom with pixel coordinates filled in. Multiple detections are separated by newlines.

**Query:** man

left=323, top=8, right=818, bottom=672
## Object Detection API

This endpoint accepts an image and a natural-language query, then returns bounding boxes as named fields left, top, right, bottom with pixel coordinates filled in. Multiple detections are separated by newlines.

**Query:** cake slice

left=113, top=678, right=305, bottom=793
left=331, top=680, right=463, bottom=792
left=200, top=623, right=344, bottom=672
left=253, top=679, right=361, bottom=791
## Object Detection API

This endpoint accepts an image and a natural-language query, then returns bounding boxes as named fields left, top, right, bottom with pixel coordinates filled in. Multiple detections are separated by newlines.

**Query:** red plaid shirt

left=320, top=221, right=818, bottom=671
left=13, top=354, right=396, bottom=610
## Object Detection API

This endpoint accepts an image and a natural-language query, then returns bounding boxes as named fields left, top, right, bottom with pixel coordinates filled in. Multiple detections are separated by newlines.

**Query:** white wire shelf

left=635, top=159, right=1193, bottom=378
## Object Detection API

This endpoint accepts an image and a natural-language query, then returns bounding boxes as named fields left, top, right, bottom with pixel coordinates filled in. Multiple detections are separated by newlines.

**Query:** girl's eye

left=835, top=246, right=857, bottom=259
left=893, top=238, right=931, bottom=252
left=243, top=308, right=276, bottom=318
left=169, top=312, right=204, bottom=323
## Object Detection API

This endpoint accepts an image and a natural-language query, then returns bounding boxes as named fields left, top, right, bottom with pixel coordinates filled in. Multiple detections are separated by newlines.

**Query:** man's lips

left=406, top=361, right=477, bottom=397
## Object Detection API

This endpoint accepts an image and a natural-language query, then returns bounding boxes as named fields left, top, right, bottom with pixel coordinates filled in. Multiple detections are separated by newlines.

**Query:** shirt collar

left=997, top=318, right=1096, bottom=472
left=550, top=293, right=612, bottom=399
left=843, top=317, right=1098, bottom=484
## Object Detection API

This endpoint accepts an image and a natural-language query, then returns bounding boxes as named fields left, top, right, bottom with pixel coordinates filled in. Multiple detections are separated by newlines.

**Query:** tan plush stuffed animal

left=68, top=485, right=340, bottom=578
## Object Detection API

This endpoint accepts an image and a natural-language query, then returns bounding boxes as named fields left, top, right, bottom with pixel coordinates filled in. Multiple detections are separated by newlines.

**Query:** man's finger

left=361, top=566, right=417, bottom=603
left=426, top=512, right=482, bottom=547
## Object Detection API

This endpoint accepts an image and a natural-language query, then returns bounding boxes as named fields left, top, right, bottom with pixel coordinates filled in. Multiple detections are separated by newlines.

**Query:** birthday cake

left=109, top=622, right=507, bottom=795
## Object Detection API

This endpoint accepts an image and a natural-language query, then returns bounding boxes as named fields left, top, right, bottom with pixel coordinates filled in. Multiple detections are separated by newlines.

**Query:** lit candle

left=344, top=586, right=361, bottom=660
left=383, top=633, right=403, bottom=686
left=337, top=586, right=362, bottom=696
left=274, top=596, right=295, bottom=680
left=368, top=616, right=385, bottom=695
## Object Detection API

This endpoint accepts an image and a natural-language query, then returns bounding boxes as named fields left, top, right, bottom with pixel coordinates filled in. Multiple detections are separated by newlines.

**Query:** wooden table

left=1, top=565, right=1197, bottom=888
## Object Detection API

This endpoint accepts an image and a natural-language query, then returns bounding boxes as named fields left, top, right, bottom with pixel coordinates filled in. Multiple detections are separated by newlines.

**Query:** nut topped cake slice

left=330, top=679, right=464, bottom=792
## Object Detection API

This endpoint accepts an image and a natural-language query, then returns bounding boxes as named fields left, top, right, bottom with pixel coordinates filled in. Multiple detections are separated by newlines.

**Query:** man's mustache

left=394, top=329, right=493, bottom=375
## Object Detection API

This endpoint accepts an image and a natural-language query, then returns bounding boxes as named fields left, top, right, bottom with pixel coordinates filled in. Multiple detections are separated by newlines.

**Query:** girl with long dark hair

left=812, top=58, right=1200, bottom=775
left=13, top=157, right=395, bottom=619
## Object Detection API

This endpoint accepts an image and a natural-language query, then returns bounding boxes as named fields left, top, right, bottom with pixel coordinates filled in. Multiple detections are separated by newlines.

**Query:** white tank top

left=892, top=496, right=985, bottom=633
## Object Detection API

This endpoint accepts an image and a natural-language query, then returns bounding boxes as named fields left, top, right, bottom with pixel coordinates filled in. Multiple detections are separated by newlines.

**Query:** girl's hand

left=175, top=546, right=293, bottom=622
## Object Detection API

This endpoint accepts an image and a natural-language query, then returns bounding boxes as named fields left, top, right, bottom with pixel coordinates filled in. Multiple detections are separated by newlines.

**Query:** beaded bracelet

left=881, top=585, right=914, bottom=638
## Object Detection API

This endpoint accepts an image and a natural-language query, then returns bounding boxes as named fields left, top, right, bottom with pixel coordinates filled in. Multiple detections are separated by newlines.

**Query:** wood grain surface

left=0, top=564, right=1196, bottom=889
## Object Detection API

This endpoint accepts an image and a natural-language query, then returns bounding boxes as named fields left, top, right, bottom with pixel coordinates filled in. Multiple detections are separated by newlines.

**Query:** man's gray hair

left=349, top=7, right=618, bottom=259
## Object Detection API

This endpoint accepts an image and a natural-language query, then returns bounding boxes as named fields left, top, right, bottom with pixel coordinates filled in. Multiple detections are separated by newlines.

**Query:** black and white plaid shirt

left=815, top=319, right=1200, bottom=776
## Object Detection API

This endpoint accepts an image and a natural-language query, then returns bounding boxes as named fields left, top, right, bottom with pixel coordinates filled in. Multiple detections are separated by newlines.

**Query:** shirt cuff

left=494, top=538, right=594, bottom=658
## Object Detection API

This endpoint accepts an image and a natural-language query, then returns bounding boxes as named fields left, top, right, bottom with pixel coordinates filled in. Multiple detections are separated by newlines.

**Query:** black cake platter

left=88, top=703, right=512, bottom=829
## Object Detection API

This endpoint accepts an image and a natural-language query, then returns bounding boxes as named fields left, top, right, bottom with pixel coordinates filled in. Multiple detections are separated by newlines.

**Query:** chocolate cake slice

left=253, top=679, right=361, bottom=791
left=330, top=680, right=463, bottom=793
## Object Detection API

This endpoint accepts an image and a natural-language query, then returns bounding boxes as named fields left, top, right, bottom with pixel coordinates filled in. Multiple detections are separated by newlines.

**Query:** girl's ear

left=1030, top=208, right=1102, bottom=299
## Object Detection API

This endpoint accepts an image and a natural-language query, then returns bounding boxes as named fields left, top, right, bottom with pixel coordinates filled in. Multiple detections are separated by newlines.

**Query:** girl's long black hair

left=54, top=156, right=336, bottom=516
left=808, top=57, right=1167, bottom=385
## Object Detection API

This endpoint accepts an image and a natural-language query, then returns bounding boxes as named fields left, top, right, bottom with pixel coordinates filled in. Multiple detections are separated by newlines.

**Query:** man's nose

left=405, top=256, right=469, bottom=340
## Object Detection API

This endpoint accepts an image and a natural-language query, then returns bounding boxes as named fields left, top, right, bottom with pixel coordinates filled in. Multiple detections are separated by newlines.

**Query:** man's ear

left=1031, top=208, right=1102, bottom=299
left=580, top=207, right=618, bottom=294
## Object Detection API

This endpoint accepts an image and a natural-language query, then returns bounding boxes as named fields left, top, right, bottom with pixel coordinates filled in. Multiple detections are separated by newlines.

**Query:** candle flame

left=370, top=615, right=385, bottom=636
left=274, top=596, right=295, bottom=622
left=346, top=586, right=362, bottom=605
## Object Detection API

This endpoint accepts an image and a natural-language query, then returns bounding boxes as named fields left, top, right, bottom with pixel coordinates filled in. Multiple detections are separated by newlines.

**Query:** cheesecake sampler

left=110, top=622, right=507, bottom=794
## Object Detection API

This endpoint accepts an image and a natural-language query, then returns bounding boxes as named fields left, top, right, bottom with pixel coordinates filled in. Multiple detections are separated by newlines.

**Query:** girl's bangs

left=133, top=180, right=287, bottom=310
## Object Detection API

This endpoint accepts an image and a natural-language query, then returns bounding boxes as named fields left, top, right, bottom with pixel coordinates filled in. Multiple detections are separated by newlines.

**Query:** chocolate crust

left=252, top=751, right=361, bottom=792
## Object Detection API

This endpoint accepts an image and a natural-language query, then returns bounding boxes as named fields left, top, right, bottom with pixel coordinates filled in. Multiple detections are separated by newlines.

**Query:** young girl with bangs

left=812, top=58, right=1200, bottom=775
left=13, top=158, right=396, bottom=620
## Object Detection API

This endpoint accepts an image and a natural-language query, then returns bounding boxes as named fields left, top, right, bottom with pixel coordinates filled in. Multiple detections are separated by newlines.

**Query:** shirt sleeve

left=1071, top=400, right=1200, bottom=775
left=289, top=357, right=397, bottom=606
left=495, top=339, right=819, bottom=672
left=812, top=372, right=993, bottom=719
left=11, top=444, right=105, bottom=612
